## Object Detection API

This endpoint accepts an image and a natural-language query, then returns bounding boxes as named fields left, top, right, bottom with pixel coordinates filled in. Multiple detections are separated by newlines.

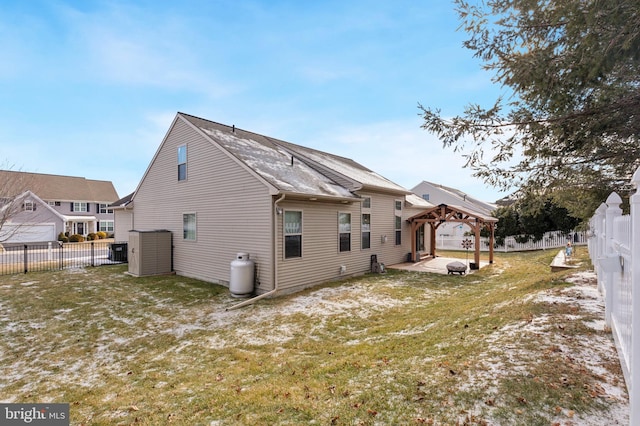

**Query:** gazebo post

left=410, top=221, right=417, bottom=262
left=473, top=219, right=481, bottom=268
left=430, top=222, right=437, bottom=258
left=489, top=223, right=495, bottom=264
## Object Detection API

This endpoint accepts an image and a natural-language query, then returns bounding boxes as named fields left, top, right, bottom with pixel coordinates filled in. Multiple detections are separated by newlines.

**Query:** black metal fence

left=0, top=240, right=128, bottom=276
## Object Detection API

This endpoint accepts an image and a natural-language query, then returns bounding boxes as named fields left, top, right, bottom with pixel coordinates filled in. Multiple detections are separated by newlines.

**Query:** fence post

left=594, top=203, right=607, bottom=293
left=603, top=193, right=622, bottom=327
left=23, top=245, right=28, bottom=274
left=629, top=167, right=640, bottom=426
left=91, top=242, right=95, bottom=267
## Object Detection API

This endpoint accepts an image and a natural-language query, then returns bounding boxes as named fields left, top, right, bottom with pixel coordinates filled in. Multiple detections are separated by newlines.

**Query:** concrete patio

left=388, top=255, right=491, bottom=275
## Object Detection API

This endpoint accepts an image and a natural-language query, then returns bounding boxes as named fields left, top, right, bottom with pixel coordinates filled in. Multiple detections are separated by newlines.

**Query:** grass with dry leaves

left=0, top=248, right=628, bottom=425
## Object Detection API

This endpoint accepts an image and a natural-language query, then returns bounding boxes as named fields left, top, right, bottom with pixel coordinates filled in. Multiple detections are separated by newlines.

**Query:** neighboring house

left=411, top=181, right=497, bottom=238
left=0, top=171, right=119, bottom=243
left=110, top=192, right=134, bottom=242
left=126, top=112, right=433, bottom=296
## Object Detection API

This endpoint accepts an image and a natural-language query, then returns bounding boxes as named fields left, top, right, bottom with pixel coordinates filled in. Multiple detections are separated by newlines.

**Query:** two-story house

left=0, top=170, right=119, bottom=243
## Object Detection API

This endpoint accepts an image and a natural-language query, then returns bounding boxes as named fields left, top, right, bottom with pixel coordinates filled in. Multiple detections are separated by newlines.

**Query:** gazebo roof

left=407, top=203, right=498, bottom=225
left=406, top=203, right=498, bottom=268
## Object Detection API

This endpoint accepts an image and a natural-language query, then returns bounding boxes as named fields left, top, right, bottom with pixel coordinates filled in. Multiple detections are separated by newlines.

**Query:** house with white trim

left=0, top=171, right=119, bottom=243
left=124, top=112, right=433, bottom=296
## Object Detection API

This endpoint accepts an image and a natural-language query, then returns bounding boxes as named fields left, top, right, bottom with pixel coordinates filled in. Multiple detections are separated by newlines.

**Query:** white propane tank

left=230, top=253, right=255, bottom=297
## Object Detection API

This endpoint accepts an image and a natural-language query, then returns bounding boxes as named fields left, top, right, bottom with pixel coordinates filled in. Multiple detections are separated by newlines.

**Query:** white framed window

left=338, top=212, right=351, bottom=252
left=178, top=144, right=187, bottom=181
left=362, top=197, right=371, bottom=208
left=99, top=203, right=113, bottom=214
left=284, top=210, right=302, bottom=259
left=395, top=200, right=402, bottom=245
left=23, top=200, right=35, bottom=211
left=99, top=221, right=114, bottom=232
left=183, top=213, right=196, bottom=240
left=72, top=202, right=88, bottom=212
left=361, top=213, right=371, bottom=250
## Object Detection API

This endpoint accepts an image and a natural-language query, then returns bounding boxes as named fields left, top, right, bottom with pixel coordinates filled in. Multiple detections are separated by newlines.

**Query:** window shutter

left=70, top=203, right=74, bottom=212
left=87, top=203, right=90, bottom=212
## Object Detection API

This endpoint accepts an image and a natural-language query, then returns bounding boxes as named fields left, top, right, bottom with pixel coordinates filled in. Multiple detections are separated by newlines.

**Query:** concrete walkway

left=388, top=256, right=491, bottom=275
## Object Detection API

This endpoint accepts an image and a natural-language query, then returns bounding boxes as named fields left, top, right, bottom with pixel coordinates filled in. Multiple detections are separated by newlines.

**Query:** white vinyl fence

left=437, top=230, right=587, bottom=252
left=588, top=167, right=640, bottom=426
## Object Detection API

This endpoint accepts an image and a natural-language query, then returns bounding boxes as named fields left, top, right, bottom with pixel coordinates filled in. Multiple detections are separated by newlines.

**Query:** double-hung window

left=361, top=197, right=371, bottom=250
left=183, top=213, right=196, bottom=240
left=284, top=211, right=302, bottom=258
left=99, top=203, right=113, bottom=214
left=72, top=202, right=88, bottom=212
left=178, top=144, right=187, bottom=181
left=394, top=200, right=402, bottom=245
left=99, top=221, right=114, bottom=232
left=338, top=212, right=351, bottom=252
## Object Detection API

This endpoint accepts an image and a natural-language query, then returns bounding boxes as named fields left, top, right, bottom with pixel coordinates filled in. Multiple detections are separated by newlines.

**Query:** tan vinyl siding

left=275, top=192, right=412, bottom=293
left=113, top=210, right=133, bottom=242
left=133, top=118, right=274, bottom=291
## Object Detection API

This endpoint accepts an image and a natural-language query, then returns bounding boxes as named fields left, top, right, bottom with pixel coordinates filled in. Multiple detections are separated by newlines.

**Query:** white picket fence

left=437, top=229, right=587, bottom=252
left=588, top=167, right=640, bottom=425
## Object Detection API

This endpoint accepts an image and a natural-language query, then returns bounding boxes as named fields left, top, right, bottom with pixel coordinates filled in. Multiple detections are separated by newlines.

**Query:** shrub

left=57, top=232, right=69, bottom=243
left=87, top=233, right=97, bottom=241
left=68, top=234, right=85, bottom=243
left=96, top=231, right=107, bottom=239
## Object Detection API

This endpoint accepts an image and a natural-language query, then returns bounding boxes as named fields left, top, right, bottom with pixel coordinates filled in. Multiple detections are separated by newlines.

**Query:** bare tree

left=0, top=164, right=41, bottom=243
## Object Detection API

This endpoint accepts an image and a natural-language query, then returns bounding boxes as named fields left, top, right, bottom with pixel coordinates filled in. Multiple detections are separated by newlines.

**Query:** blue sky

left=0, top=0, right=507, bottom=202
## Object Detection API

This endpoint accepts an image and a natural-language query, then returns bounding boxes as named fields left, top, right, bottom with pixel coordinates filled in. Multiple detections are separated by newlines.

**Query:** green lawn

left=0, top=250, right=628, bottom=425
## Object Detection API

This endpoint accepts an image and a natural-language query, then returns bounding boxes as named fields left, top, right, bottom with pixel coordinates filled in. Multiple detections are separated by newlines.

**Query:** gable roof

left=411, top=180, right=496, bottom=215
left=0, top=170, right=119, bottom=202
left=179, top=113, right=410, bottom=200
left=109, top=192, right=134, bottom=209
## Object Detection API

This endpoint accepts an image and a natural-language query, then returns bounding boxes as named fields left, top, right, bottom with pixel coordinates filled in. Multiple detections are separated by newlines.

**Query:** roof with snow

left=181, top=113, right=410, bottom=200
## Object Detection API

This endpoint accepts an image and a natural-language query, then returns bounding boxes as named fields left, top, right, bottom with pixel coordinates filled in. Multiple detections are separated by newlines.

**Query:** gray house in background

left=0, top=171, right=119, bottom=242
left=411, top=180, right=497, bottom=239
left=124, top=112, right=432, bottom=296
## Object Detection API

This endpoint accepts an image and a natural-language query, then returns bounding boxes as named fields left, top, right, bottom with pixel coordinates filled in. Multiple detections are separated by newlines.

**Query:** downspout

left=226, top=193, right=285, bottom=310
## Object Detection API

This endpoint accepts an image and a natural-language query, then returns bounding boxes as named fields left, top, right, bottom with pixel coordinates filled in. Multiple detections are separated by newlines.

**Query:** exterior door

left=76, top=223, right=85, bottom=235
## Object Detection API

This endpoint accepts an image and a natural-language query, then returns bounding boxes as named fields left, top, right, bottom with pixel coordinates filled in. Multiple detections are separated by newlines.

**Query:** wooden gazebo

left=407, top=204, right=498, bottom=269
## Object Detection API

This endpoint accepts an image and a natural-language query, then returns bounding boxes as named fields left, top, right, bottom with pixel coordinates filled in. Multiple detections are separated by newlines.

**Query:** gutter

left=226, top=193, right=286, bottom=310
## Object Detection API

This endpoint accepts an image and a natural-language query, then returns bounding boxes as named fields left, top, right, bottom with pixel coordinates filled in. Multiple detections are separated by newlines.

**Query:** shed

left=127, top=230, right=172, bottom=277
